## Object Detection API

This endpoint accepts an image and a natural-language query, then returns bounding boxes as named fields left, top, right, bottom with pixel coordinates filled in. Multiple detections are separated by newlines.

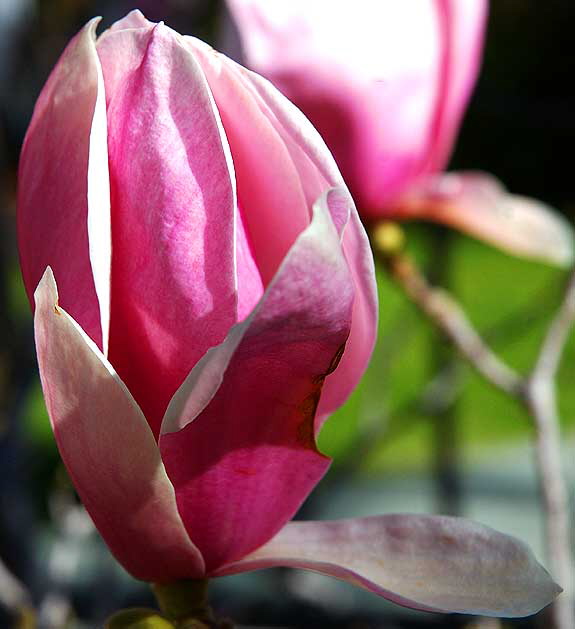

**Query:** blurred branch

left=373, top=224, right=523, bottom=396
left=532, top=271, right=575, bottom=381
left=0, top=555, right=31, bottom=615
left=372, top=222, right=574, bottom=629
left=522, top=270, right=575, bottom=629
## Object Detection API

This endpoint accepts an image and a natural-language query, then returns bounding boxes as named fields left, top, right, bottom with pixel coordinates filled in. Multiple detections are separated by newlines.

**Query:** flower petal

left=159, top=190, right=355, bottom=573
left=216, top=514, right=562, bottom=618
left=97, top=23, right=239, bottom=438
left=316, top=192, right=378, bottom=426
left=237, top=76, right=378, bottom=425
left=107, top=8, right=150, bottom=31
left=18, top=18, right=110, bottom=351
left=426, top=1, right=488, bottom=172
left=395, top=172, right=575, bottom=266
left=186, top=36, right=318, bottom=285
left=189, top=40, right=378, bottom=418
left=34, top=268, right=204, bottom=581
left=225, top=0, right=484, bottom=212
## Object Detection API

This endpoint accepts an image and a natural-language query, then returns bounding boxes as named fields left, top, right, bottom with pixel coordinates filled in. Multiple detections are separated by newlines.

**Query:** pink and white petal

left=193, top=52, right=379, bottom=418
left=186, top=37, right=314, bottom=285
left=225, top=0, right=447, bottom=211
left=216, top=514, right=561, bottom=618
left=18, top=18, right=109, bottom=350
left=426, top=0, right=488, bottom=172
left=236, top=78, right=379, bottom=421
left=97, top=24, right=238, bottom=438
left=34, top=268, right=204, bottom=582
left=106, top=8, right=150, bottom=32
left=314, top=189, right=378, bottom=428
left=159, top=191, right=355, bottom=573
left=87, top=34, right=111, bottom=356
left=395, top=172, right=575, bottom=267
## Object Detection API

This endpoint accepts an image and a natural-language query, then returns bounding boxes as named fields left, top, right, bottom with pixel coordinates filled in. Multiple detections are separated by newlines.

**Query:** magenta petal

left=190, top=41, right=378, bottom=419
left=97, top=23, right=238, bottom=438
left=18, top=18, right=109, bottom=351
left=396, top=172, right=575, bottom=266
left=159, top=191, right=355, bottom=573
left=426, top=1, right=488, bottom=172
left=316, top=191, right=378, bottom=426
left=34, top=269, right=204, bottom=581
left=216, top=514, right=562, bottom=618
left=187, top=37, right=330, bottom=284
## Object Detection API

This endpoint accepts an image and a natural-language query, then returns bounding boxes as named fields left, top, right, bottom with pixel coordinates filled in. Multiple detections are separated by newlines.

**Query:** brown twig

left=521, top=271, right=575, bottom=629
left=376, top=232, right=523, bottom=396
left=372, top=222, right=574, bottom=629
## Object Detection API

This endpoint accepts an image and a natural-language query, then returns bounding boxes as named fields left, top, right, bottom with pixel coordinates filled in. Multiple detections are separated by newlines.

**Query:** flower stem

left=151, top=579, right=232, bottom=628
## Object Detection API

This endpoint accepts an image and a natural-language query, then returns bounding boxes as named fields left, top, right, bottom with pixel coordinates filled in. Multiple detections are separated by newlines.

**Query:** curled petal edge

left=33, top=268, right=204, bottom=581
left=214, top=514, right=562, bottom=618
left=395, top=172, right=575, bottom=267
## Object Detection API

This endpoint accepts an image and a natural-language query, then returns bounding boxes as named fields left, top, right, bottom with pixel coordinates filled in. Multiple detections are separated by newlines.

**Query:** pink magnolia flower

left=18, top=11, right=558, bottom=617
left=227, top=0, right=574, bottom=265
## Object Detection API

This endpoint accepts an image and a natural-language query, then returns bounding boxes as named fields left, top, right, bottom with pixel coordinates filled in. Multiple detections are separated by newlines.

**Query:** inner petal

left=236, top=201, right=264, bottom=320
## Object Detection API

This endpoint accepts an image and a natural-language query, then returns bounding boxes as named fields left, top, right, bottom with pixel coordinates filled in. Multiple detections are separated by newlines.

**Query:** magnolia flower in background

left=18, top=10, right=559, bottom=618
left=227, top=0, right=574, bottom=266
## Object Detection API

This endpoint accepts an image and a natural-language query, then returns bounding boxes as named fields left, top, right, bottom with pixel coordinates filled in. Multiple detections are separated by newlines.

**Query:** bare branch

left=372, top=223, right=574, bottom=629
left=375, top=242, right=523, bottom=396
left=522, top=269, right=575, bottom=629
left=532, top=271, right=575, bottom=381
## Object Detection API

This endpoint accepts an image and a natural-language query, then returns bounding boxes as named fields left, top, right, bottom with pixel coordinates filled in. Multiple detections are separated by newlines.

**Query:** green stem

left=151, top=579, right=232, bottom=628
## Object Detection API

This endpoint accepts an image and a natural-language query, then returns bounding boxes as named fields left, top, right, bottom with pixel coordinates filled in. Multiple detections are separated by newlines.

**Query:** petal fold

left=188, top=40, right=378, bottom=416
left=159, top=190, right=355, bottom=573
left=216, top=514, right=562, bottom=618
left=18, top=18, right=110, bottom=350
left=97, top=23, right=238, bottom=438
left=34, top=268, right=204, bottom=582
left=395, top=172, right=575, bottom=266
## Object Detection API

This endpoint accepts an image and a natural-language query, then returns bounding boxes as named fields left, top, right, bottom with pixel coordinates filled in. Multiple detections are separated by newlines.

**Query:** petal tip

left=33, top=266, right=58, bottom=309
left=87, top=16, right=103, bottom=38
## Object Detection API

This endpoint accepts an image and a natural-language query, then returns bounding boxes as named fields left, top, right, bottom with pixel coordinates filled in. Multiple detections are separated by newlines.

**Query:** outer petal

left=225, top=72, right=378, bottom=426
left=159, top=190, right=354, bottom=573
left=316, top=200, right=378, bottom=426
left=188, top=39, right=378, bottom=419
left=107, top=8, right=150, bottom=31
left=226, top=1, right=487, bottom=215
left=34, top=268, right=204, bottom=581
left=97, top=22, right=239, bottom=438
left=186, top=36, right=322, bottom=285
left=394, top=172, right=575, bottom=266
left=225, top=0, right=441, bottom=211
left=426, top=0, right=488, bottom=172
left=216, top=514, right=562, bottom=618
left=18, top=18, right=110, bottom=351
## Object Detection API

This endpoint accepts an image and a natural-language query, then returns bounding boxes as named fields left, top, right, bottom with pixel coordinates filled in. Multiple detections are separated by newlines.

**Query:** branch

left=521, top=270, right=575, bottom=629
left=0, top=555, right=31, bottom=614
left=372, top=222, right=574, bottom=629
left=373, top=224, right=523, bottom=396
left=532, top=271, right=575, bottom=381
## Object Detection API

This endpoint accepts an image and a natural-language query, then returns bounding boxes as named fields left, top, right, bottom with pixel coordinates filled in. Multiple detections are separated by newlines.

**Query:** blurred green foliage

left=319, top=224, right=574, bottom=473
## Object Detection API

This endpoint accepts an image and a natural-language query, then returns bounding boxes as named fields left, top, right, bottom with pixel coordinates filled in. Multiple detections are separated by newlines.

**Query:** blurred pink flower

left=17, top=10, right=559, bottom=617
left=227, top=0, right=574, bottom=265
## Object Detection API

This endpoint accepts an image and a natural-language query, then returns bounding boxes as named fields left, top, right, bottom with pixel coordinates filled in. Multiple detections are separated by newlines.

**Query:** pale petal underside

left=216, top=514, right=561, bottom=618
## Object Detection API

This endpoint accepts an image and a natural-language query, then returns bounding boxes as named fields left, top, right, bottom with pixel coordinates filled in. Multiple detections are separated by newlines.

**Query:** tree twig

left=521, top=271, right=575, bottom=629
left=372, top=222, right=574, bottom=629
left=374, top=226, right=523, bottom=396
